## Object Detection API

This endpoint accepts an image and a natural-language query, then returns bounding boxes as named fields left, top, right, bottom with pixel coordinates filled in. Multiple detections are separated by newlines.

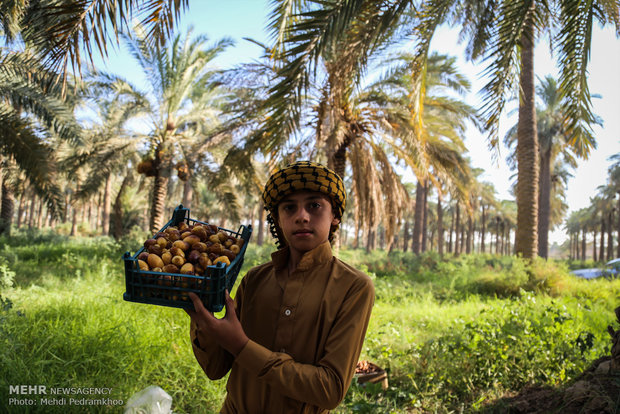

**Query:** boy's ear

left=331, top=217, right=340, bottom=226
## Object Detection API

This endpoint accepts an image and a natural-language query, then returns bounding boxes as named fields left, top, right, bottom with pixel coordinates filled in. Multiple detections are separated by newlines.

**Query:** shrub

left=525, top=258, right=571, bottom=296
left=471, top=268, right=528, bottom=297
left=0, top=257, right=15, bottom=290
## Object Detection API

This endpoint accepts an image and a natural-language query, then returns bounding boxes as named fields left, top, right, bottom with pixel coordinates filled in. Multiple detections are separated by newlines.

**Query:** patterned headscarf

left=262, top=161, right=346, bottom=247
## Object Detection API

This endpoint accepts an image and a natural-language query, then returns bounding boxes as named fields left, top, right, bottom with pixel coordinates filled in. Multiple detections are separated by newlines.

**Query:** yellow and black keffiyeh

left=261, top=161, right=346, bottom=247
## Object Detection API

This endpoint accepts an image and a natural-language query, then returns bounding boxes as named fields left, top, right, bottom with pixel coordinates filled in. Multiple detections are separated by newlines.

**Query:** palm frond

left=555, top=0, right=612, bottom=158
left=478, top=0, right=536, bottom=148
left=0, top=105, right=64, bottom=218
left=0, top=0, right=28, bottom=43
left=18, top=0, right=188, bottom=84
left=0, top=50, right=82, bottom=143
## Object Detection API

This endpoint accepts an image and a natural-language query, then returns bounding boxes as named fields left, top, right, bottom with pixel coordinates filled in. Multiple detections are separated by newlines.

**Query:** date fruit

left=134, top=220, right=245, bottom=302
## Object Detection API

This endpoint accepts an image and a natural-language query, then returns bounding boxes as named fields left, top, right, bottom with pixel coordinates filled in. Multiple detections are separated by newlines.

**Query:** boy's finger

left=224, top=289, right=236, bottom=319
left=184, top=308, right=196, bottom=319
left=188, top=292, right=211, bottom=319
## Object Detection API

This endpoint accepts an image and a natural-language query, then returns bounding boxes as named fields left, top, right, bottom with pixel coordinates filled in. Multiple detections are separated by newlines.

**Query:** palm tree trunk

left=572, top=233, right=577, bottom=260
left=599, top=216, right=605, bottom=262
left=515, top=9, right=540, bottom=259
left=538, top=146, right=552, bottom=258
left=16, top=190, right=25, bottom=228
left=0, top=183, right=15, bottom=236
left=28, top=194, right=36, bottom=228
left=573, top=234, right=577, bottom=260
left=150, top=142, right=174, bottom=234
left=365, top=228, right=374, bottom=253
left=466, top=214, right=473, bottom=254
left=501, top=222, right=507, bottom=255
left=495, top=218, right=501, bottom=254
left=70, top=204, right=78, bottom=236
left=592, top=229, right=597, bottom=261
left=150, top=173, right=169, bottom=234
left=36, top=199, right=44, bottom=228
left=403, top=221, right=409, bottom=252
left=331, top=134, right=352, bottom=180
left=437, top=195, right=444, bottom=256
left=421, top=181, right=428, bottom=252
left=182, top=176, right=193, bottom=210
left=481, top=204, right=486, bottom=253
left=454, top=203, right=461, bottom=255
left=412, top=180, right=425, bottom=254
left=63, top=193, right=69, bottom=223
left=96, top=191, right=102, bottom=230
left=448, top=205, right=454, bottom=253
left=70, top=182, right=79, bottom=236
left=608, top=210, right=614, bottom=261
left=87, top=201, right=93, bottom=230
left=617, top=193, right=620, bottom=258
left=507, top=226, right=513, bottom=255
left=581, top=228, right=586, bottom=261
left=112, top=174, right=131, bottom=240
left=81, top=202, right=88, bottom=229
left=102, top=175, right=112, bottom=236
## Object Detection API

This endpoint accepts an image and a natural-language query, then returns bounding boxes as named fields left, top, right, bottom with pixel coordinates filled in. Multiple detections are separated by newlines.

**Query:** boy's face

left=276, top=191, right=340, bottom=254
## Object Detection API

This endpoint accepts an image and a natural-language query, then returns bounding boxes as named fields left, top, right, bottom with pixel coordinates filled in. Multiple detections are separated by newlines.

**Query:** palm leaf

left=0, top=105, right=64, bottom=218
left=18, top=0, right=188, bottom=84
left=555, top=0, right=613, bottom=158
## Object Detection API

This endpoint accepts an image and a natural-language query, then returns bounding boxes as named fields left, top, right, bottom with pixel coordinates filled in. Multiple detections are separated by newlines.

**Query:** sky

left=95, top=0, right=620, bottom=244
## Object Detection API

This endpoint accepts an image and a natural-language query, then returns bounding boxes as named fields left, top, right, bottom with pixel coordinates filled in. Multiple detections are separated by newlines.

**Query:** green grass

left=0, top=232, right=618, bottom=413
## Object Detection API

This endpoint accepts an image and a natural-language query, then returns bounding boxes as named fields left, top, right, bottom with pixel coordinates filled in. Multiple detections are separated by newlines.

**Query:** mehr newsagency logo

left=8, top=384, right=123, bottom=407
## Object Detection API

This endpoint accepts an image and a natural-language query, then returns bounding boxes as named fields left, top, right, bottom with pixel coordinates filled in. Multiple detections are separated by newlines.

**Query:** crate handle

left=171, top=204, right=189, bottom=226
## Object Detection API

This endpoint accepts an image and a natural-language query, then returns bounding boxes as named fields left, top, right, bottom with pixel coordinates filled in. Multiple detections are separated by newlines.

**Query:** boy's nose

left=294, top=207, right=310, bottom=223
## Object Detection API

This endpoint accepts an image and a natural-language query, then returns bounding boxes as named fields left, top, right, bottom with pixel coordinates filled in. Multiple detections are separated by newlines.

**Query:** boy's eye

left=309, top=202, right=321, bottom=209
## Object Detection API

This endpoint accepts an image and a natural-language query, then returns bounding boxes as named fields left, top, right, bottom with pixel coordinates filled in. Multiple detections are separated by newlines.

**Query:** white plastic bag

left=124, top=385, right=173, bottom=414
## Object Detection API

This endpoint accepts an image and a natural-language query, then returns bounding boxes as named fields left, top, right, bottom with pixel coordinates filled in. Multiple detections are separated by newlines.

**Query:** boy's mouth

left=293, top=229, right=313, bottom=236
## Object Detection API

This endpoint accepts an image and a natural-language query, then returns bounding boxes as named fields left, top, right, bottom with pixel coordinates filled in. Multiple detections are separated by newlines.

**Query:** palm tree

left=115, top=27, right=233, bottom=233
left=1, top=1, right=188, bottom=86
left=62, top=75, right=148, bottom=237
left=411, top=0, right=616, bottom=258
left=267, top=0, right=618, bottom=258
left=590, top=195, right=608, bottom=262
left=478, top=181, right=499, bottom=253
left=608, top=153, right=620, bottom=258
left=505, top=75, right=583, bottom=258
left=0, top=49, right=81, bottom=235
left=595, top=159, right=620, bottom=261
left=377, top=52, right=479, bottom=255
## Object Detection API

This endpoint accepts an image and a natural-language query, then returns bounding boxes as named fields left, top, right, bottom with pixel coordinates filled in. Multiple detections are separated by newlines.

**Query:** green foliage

left=117, top=225, right=151, bottom=255
left=0, top=256, right=15, bottom=290
left=407, top=296, right=606, bottom=404
left=0, top=238, right=617, bottom=413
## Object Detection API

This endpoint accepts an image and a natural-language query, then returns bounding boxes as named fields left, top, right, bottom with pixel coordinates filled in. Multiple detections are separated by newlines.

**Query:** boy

left=186, top=161, right=375, bottom=413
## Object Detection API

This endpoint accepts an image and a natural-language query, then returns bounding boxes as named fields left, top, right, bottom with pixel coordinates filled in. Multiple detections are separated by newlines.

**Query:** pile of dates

left=138, top=221, right=244, bottom=275
left=135, top=222, right=244, bottom=302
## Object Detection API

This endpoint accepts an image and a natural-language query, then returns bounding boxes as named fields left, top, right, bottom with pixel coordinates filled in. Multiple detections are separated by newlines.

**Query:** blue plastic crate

left=123, top=204, right=252, bottom=312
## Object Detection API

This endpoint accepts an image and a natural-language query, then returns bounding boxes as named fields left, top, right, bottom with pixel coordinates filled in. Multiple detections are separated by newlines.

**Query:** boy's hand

left=185, top=290, right=249, bottom=357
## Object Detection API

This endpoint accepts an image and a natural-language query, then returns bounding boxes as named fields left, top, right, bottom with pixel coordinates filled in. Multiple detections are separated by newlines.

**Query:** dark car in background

left=570, top=258, right=620, bottom=279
